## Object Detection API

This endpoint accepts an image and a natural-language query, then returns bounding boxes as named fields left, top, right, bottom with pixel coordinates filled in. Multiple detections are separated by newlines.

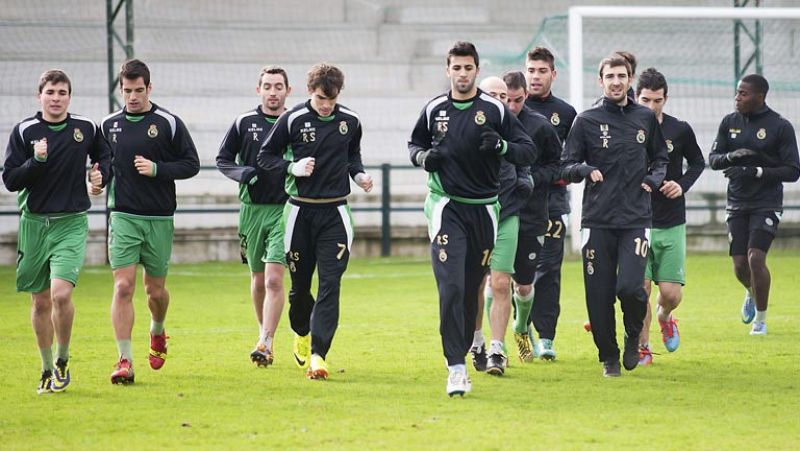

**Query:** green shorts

left=16, top=212, right=88, bottom=293
left=645, top=223, right=686, bottom=285
left=239, top=203, right=286, bottom=272
left=490, top=216, right=519, bottom=273
left=109, top=212, right=174, bottom=277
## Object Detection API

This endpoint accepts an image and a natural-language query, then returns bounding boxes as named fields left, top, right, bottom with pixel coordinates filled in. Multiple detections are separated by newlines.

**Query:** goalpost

left=565, top=6, right=800, bottom=251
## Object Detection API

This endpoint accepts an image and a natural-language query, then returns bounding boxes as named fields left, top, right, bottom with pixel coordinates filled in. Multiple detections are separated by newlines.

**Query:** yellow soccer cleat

left=306, top=354, right=329, bottom=380
left=292, top=334, right=311, bottom=369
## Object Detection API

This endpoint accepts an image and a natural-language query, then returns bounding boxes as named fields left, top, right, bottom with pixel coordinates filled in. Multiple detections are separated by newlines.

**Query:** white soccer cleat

left=446, top=370, right=472, bottom=397
left=749, top=321, right=767, bottom=336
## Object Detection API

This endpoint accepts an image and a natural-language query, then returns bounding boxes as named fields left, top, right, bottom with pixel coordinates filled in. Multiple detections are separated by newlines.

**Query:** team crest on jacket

left=73, top=128, right=84, bottom=143
left=438, top=248, right=448, bottom=262
left=666, top=139, right=674, bottom=153
left=147, top=124, right=158, bottom=138
left=550, top=112, right=560, bottom=126
left=757, top=128, right=766, bottom=140
left=636, top=129, right=646, bottom=144
left=339, top=121, right=348, bottom=135
left=474, top=111, right=486, bottom=125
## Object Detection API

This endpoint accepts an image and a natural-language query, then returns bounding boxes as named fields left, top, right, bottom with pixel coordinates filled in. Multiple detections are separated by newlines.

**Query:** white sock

left=746, top=287, right=753, bottom=297
left=755, top=310, right=767, bottom=322
left=472, top=330, right=485, bottom=348
left=258, top=323, right=266, bottom=344
left=489, top=340, right=504, bottom=356
left=262, top=336, right=273, bottom=351
left=448, top=364, right=466, bottom=374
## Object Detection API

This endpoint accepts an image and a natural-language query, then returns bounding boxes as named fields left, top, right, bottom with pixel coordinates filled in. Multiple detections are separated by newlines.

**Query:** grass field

left=1, top=252, right=799, bottom=450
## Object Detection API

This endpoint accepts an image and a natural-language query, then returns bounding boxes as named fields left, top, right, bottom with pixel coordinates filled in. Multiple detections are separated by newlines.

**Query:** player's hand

left=723, top=166, right=758, bottom=180
left=641, top=183, right=652, bottom=193
left=659, top=180, right=683, bottom=198
left=134, top=155, right=156, bottom=177
left=726, top=148, right=757, bottom=162
left=589, top=170, right=603, bottom=183
left=34, top=138, right=48, bottom=161
left=290, top=156, right=315, bottom=177
left=89, top=163, right=103, bottom=187
left=416, top=148, right=443, bottom=172
left=479, top=129, right=505, bottom=154
left=354, top=172, right=373, bottom=193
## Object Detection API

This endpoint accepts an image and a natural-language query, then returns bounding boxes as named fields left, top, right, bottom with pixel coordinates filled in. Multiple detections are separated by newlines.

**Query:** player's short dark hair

left=636, top=67, right=668, bottom=97
left=615, top=50, right=637, bottom=75
left=526, top=47, right=555, bottom=70
left=598, top=55, right=632, bottom=77
left=741, top=73, right=769, bottom=96
left=502, top=71, right=527, bottom=91
left=259, top=65, right=289, bottom=87
left=119, top=59, right=151, bottom=87
left=38, top=69, right=71, bottom=94
left=447, top=41, right=479, bottom=67
left=307, top=63, right=344, bottom=98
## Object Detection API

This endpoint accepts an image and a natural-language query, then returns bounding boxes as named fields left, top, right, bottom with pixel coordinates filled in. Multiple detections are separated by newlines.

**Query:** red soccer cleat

left=111, top=358, right=135, bottom=384
left=149, top=332, right=169, bottom=370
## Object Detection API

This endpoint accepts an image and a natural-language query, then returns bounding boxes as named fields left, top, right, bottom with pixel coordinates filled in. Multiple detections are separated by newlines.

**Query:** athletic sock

left=258, top=323, right=266, bottom=344
left=56, top=342, right=69, bottom=361
left=117, top=339, right=133, bottom=363
left=261, top=336, right=273, bottom=351
left=489, top=340, right=504, bottom=356
left=472, top=330, right=485, bottom=348
left=448, top=364, right=466, bottom=374
left=150, top=319, right=165, bottom=336
left=746, top=287, right=753, bottom=297
left=755, top=310, right=767, bottom=322
left=484, top=284, right=494, bottom=320
left=512, top=291, right=534, bottom=334
left=40, top=347, right=54, bottom=371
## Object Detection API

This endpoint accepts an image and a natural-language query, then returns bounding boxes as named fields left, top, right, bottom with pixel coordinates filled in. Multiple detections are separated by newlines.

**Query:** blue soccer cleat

left=659, top=316, right=680, bottom=353
left=51, top=358, right=70, bottom=392
left=750, top=321, right=767, bottom=336
left=741, top=291, right=756, bottom=324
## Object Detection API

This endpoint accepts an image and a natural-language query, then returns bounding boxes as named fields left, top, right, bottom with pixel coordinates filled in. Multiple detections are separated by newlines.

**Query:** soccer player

left=471, top=76, right=535, bottom=375
left=503, top=71, right=562, bottom=362
left=635, top=68, right=705, bottom=365
left=408, top=42, right=535, bottom=396
left=217, top=66, right=291, bottom=367
left=101, top=59, right=200, bottom=384
left=562, top=55, right=668, bottom=377
left=3, top=69, right=111, bottom=393
left=257, top=63, right=373, bottom=381
left=709, top=73, right=800, bottom=335
left=523, top=47, right=577, bottom=359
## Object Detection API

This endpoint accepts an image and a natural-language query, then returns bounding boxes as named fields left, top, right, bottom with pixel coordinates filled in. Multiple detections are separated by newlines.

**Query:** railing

left=2, top=164, right=798, bottom=257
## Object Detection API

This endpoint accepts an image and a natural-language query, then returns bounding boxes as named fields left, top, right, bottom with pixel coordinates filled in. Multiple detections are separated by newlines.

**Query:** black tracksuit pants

left=427, top=197, right=496, bottom=366
left=530, top=214, right=567, bottom=340
left=284, top=199, right=352, bottom=359
left=581, top=227, right=648, bottom=362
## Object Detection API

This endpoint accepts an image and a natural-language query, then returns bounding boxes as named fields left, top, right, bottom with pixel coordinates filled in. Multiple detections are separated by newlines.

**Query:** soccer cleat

left=149, top=331, right=168, bottom=370
left=741, top=291, right=756, bottom=324
left=750, top=321, right=767, bottom=336
left=622, top=334, right=639, bottom=371
left=51, top=358, right=70, bottom=392
left=527, top=323, right=540, bottom=359
left=638, top=345, right=653, bottom=367
left=659, top=315, right=680, bottom=352
left=603, top=360, right=621, bottom=377
left=538, top=338, right=556, bottom=361
left=37, top=370, right=53, bottom=394
left=513, top=332, right=534, bottom=363
left=292, top=334, right=311, bottom=369
left=486, top=353, right=507, bottom=376
left=250, top=343, right=274, bottom=367
left=111, top=358, right=135, bottom=385
left=469, top=343, right=487, bottom=372
left=306, top=354, right=329, bottom=380
left=446, top=370, right=472, bottom=397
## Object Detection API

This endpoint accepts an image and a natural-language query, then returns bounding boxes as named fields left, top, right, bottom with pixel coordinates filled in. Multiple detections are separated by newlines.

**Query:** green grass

left=1, top=253, right=799, bottom=450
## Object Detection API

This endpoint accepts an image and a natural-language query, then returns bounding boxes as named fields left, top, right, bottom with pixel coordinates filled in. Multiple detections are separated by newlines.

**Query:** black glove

left=514, top=176, right=534, bottom=199
left=723, top=166, right=758, bottom=180
left=726, top=148, right=758, bottom=162
left=416, top=148, right=443, bottom=172
left=479, top=129, right=505, bottom=154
